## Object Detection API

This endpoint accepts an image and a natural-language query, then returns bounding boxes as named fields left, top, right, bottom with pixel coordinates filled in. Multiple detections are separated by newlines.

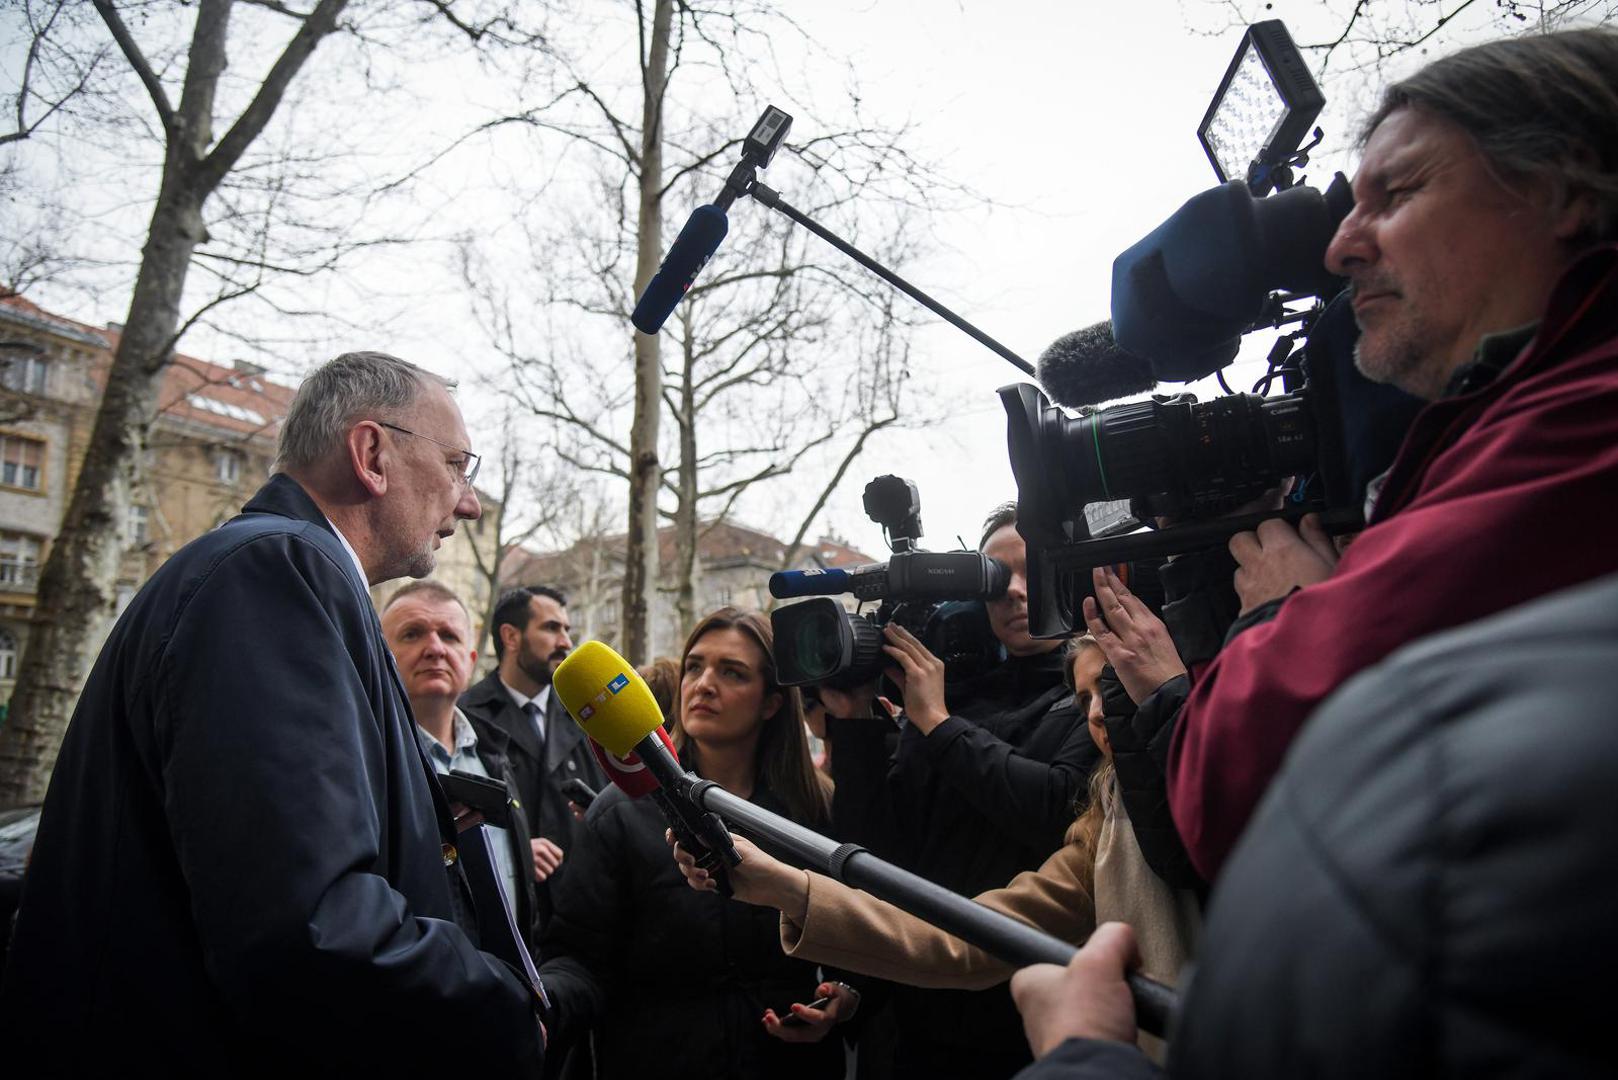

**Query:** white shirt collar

left=502, top=679, right=551, bottom=716
left=322, top=514, right=369, bottom=588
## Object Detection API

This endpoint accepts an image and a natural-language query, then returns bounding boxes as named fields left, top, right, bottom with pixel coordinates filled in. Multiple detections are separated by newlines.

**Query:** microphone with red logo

left=554, top=642, right=741, bottom=893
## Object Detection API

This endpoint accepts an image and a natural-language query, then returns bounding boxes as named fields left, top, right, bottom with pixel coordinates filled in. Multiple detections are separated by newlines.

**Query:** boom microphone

left=1035, top=320, right=1159, bottom=407
left=631, top=205, right=730, bottom=335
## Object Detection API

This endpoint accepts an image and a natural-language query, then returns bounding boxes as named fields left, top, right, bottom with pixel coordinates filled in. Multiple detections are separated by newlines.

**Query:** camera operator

left=822, top=502, right=1104, bottom=1079
left=1106, top=26, right=1618, bottom=885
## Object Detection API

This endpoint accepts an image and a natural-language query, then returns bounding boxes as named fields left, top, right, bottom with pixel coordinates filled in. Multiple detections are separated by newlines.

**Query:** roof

left=506, top=519, right=877, bottom=588
left=2, top=294, right=296, bottom=444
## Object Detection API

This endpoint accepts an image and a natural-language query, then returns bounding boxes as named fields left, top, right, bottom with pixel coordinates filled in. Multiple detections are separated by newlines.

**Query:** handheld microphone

left=767, top=563, right=886, bottom=601
left=1035, top=320, right=1159, bottom=407
left=554, top=641, right=741, bottom=888
left=630, top=204, right=730, bottom=335
left=584, top=731, right=668, bottom=799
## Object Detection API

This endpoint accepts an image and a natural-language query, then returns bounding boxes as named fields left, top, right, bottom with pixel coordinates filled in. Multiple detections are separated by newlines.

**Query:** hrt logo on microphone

left=609, top=674, right=629, bottom=695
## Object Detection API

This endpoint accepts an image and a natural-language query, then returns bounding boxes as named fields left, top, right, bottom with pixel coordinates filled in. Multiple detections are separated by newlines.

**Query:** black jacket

left=1021, top=572, right=1618, bottom=1079
left=447, top=723, right=542, bottom=947
left=538, top=781, right=843, bottom=1080
left=461, top=669, right=605, bottom=926
left=0, top=475, right=540, bottom=1077
left=829, top=648, right=1100, bottom=1078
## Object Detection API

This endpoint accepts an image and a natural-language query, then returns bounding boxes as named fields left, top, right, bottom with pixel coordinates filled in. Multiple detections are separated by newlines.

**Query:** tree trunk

left=673, top=328, right=699, bottom=634
left=0, top=0, right=347, bottom=806
left=619, top=0, right=675, bottom=665
left=0, top=179, right=210, bottom=807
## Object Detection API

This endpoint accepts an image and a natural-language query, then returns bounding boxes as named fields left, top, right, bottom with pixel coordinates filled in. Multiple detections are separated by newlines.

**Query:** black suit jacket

left=461, top=670, right=605, bottom=927
left=0, top=474, right=542, bottom=1077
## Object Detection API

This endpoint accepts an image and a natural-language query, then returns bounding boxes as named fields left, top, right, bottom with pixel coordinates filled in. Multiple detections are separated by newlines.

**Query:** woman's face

left=680, top=627, right=782, bottom=748
left=1072, top=643, right=1109, bottom=756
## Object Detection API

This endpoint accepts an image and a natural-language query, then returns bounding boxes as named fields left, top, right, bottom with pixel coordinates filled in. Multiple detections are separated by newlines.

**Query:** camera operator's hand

left=817, top=682, right=877, bottom=722
left=1229, top=513, right=1339, bottom=614
left=1083, top=566, right=1187, bottom=704
left=882, top=624, right=949, bottom=734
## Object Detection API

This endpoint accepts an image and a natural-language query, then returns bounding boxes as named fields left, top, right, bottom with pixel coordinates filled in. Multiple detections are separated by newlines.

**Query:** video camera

left=1000, top=20, right=1423, bottom=638
left=769, top=475, right=1008, bottom=688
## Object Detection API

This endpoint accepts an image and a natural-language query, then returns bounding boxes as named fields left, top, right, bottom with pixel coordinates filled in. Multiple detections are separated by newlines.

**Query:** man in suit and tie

left=461, top=585, right=605, bottom=929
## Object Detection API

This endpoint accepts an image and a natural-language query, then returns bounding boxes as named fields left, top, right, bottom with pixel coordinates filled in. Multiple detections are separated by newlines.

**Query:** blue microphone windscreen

left=631, top=205, right=729, bottom=334
left=767, top=567, right=851, bottom=599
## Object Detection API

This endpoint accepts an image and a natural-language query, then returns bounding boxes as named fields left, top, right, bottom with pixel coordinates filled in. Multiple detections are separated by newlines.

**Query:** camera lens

left=784, top=603, right=847, bottom=684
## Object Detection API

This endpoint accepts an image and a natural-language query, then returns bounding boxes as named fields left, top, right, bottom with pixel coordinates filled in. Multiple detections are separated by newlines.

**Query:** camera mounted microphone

left=1036, top=320, right=1159, bottom=408
left=1111, top=173, right=1353, bottom=382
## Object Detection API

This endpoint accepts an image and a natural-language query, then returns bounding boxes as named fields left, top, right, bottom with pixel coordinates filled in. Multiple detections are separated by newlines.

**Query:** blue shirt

left=415, top=708, right=522, bottom=911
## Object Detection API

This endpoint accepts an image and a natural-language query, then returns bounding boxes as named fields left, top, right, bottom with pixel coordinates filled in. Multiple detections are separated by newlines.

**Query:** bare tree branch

left=91, top=0, right=177, bottom=132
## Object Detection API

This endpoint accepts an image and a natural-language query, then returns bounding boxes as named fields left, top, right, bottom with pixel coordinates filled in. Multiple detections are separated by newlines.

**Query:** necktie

left=525, top=699, right=546, bottom=758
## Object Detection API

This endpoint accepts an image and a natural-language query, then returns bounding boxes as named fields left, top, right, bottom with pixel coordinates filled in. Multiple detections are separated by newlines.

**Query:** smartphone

left=778, top=994, right=833, bottom=1028
left=561, top=777, right=599, bottom=810
left=439, top=770, right=514, bottom=829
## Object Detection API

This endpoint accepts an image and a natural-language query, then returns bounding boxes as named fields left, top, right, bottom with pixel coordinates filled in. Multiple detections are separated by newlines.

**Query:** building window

left=0, top=533, right=41, bottom=588
left=0, top=434, right=44, bottom=491
left=600, top=604, right=619, bottom=627
left=0, top=626, right=16, bottom=680
left=215, top=448, right=243, bottom=485
left=126, top=504, right=150, bottom=547
left=1, top=353, right=48, bottom=396
left=715, top=586, right=734, bottom=607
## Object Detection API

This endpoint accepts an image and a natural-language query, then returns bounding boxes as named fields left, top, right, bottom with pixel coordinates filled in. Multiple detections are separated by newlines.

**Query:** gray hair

left=1364, top=27, right=1618, bottom=246
left=274, top=351, right=448, bottom=473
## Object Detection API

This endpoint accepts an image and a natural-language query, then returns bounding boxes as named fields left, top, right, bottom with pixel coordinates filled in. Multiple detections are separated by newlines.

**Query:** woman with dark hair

left=538, top=607, right=851, bottom=1079
left=673, top=586, right=1202, bottom=1060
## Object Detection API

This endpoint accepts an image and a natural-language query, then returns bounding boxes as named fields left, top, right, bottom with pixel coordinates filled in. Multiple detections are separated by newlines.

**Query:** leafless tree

left=1191, top=0, right=1617, bottom=82
left=461, top=407, right=580, bottom=659
left=0, top=0, right=558, bottom=807
left=456, top=0, right=960, bottom=659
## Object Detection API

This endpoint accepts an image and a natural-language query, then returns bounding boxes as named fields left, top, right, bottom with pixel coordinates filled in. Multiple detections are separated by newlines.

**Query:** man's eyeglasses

left=377, top=422, right=481, bottom=487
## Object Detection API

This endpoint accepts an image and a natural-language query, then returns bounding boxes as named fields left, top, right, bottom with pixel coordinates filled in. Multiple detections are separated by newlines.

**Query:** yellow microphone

left=552, top=640, right=739, bottom=887
left=553, top=641, right=664, bottom=758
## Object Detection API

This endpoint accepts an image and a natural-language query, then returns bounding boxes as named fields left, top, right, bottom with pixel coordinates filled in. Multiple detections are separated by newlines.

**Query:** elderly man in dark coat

left=0, top=352, right=544, bottom=1076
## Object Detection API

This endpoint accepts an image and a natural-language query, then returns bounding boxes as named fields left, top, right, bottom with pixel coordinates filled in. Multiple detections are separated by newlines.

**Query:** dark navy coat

left=0, top=475, right=541, bottom=1076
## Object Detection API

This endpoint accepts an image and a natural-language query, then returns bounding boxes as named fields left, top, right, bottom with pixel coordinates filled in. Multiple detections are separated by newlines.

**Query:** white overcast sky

left=4, top=0, right=1545, bottom=561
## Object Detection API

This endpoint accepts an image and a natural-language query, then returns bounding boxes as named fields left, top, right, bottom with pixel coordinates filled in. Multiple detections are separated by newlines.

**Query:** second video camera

left=769, top=476, right=1008, bottom=688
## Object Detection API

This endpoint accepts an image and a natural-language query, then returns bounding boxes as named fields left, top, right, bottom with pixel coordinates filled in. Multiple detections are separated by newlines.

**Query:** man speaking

left=0, top=353, right=545, bottom=1075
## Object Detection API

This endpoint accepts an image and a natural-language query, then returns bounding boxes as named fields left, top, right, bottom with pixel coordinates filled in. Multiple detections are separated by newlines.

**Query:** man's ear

left=498, top=622, right=521, bottom=659
left=1552, top=188, right=1597, bottom=242
left=347, top=421, right=388, bottom=497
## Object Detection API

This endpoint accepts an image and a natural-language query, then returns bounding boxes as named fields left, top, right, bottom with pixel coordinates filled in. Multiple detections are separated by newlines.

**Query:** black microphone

left=1035, top=320, right=1159, bottom=407
left=631, top=204, right=730, bottom=334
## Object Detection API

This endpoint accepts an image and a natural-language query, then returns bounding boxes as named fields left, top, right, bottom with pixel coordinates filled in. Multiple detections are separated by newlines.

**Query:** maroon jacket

left=1169, top=244, right=1618, bottom=880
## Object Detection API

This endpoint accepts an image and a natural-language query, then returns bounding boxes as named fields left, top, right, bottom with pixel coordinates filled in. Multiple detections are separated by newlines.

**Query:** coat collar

left=241, top=472, right=333, bottom=529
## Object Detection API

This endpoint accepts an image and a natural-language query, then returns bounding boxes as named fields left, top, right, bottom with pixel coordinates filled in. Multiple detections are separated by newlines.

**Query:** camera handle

left=1053, top=504, right=1363, bottom=573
